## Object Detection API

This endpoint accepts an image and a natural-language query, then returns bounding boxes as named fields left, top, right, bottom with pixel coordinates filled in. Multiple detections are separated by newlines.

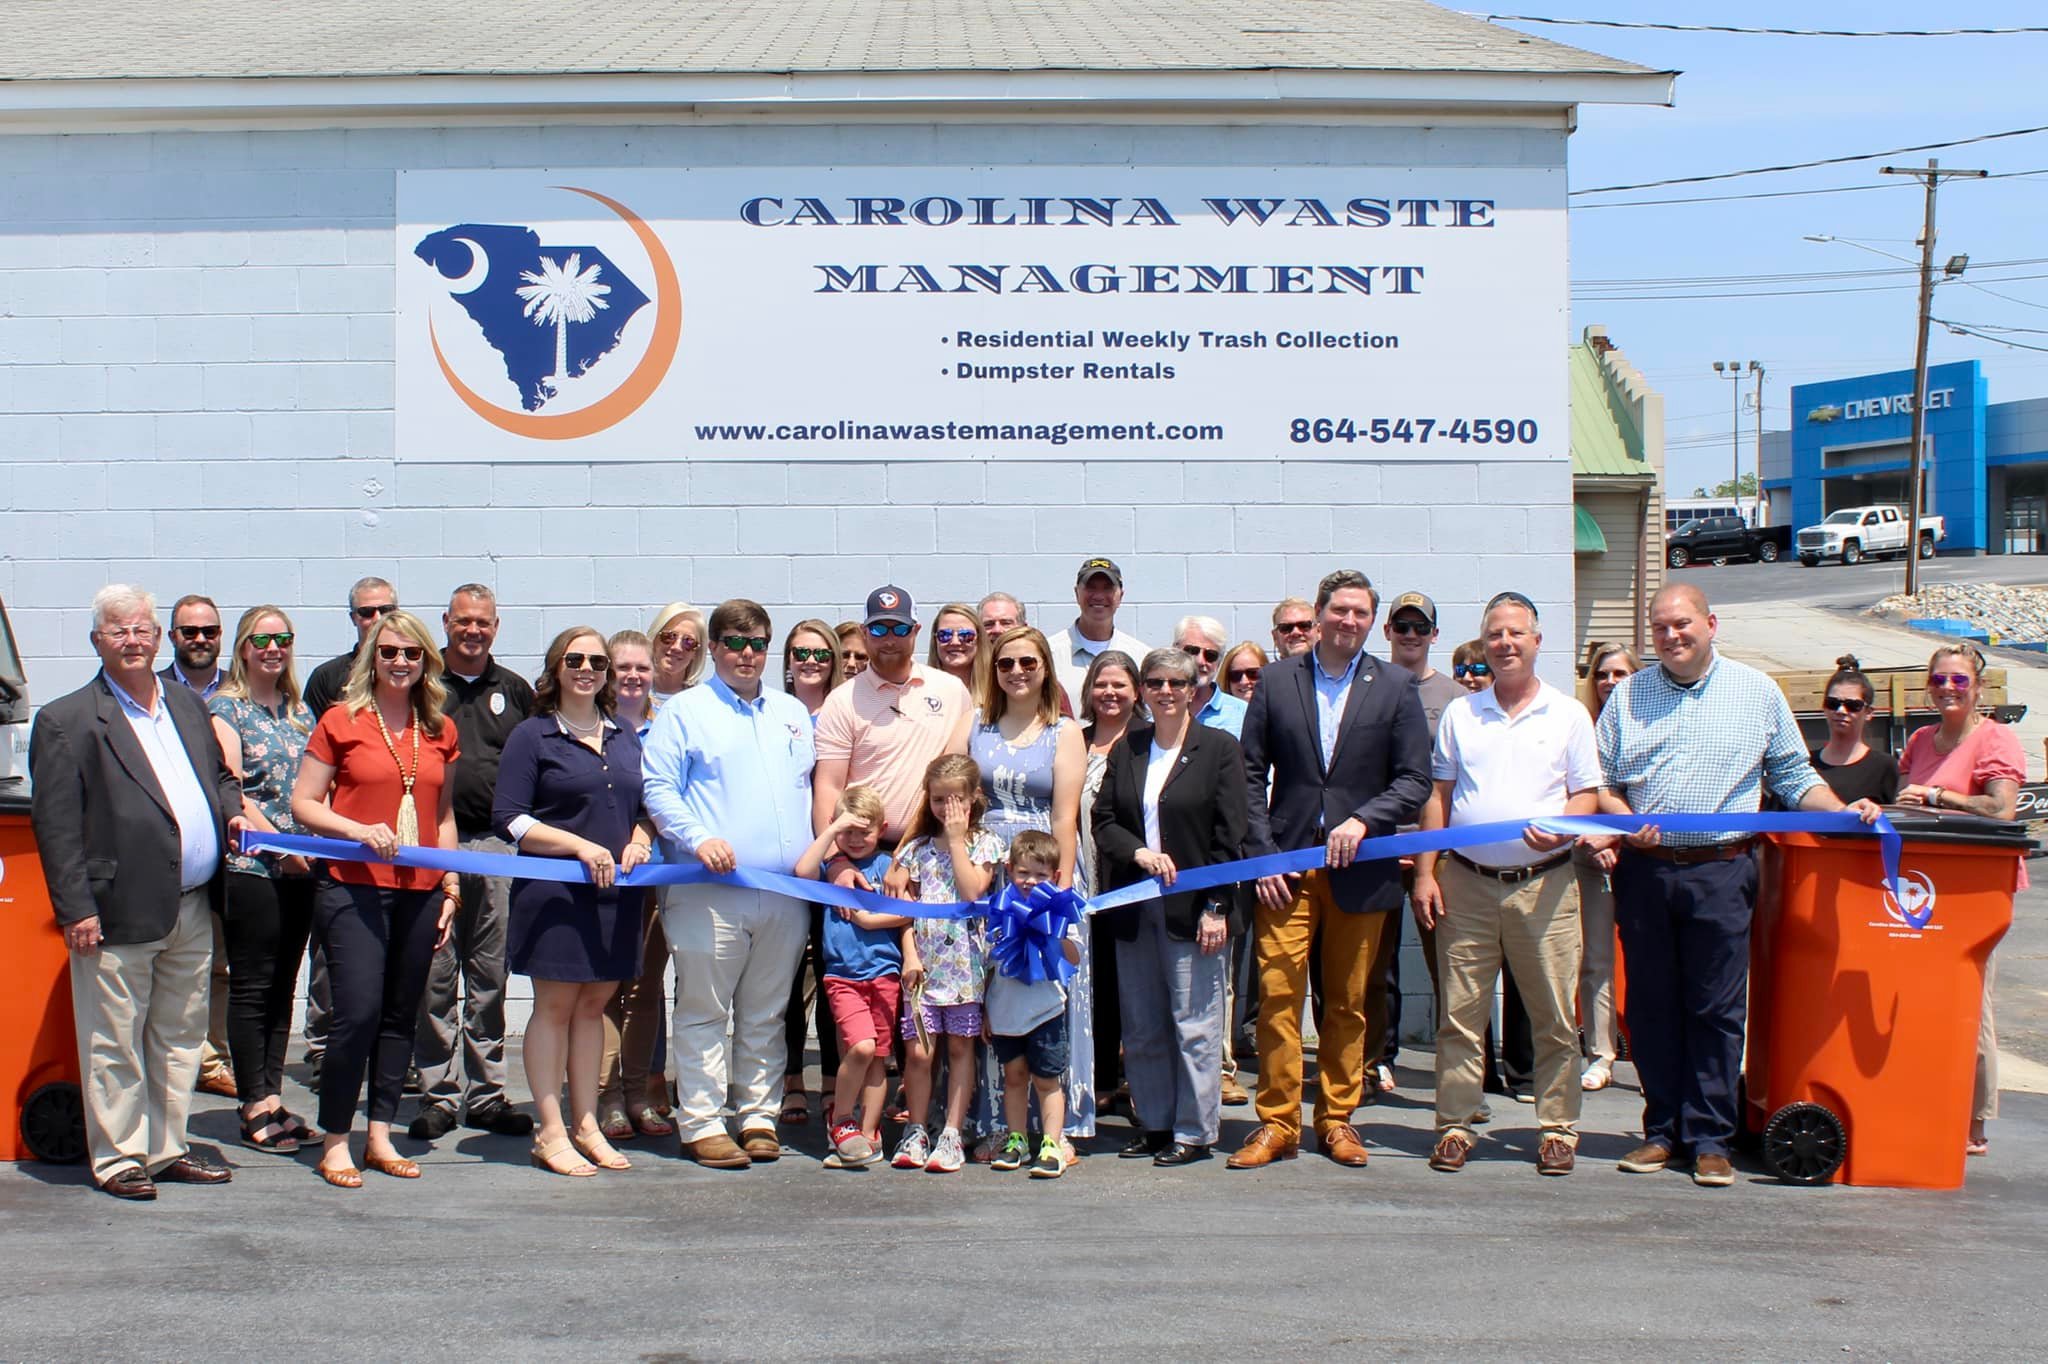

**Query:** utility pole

left=1713, top=359, right=1748, bottom=512
left=1750, top=361, right=1766, bottom=525
left=1880, top=158, right=1985, bottom=595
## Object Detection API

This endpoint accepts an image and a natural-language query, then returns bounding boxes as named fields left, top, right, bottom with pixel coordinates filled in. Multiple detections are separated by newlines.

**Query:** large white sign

left=396, top=168, right=1566, bottom=462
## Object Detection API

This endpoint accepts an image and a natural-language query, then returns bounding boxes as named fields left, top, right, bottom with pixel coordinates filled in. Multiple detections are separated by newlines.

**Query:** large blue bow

left=983, top=882, right=1086, bottom=987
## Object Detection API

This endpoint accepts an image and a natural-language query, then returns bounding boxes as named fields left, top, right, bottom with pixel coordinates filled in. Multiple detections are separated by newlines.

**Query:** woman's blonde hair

left=925, top=602, right=987, bottom=692
left=1576, top=640, right=1640, bottom=716
left=978, top=625, right=1060, bottom=727
left=216, top=605, right=309, bottom=730
left=341, top=609, right=448, bottom=737
left=648, top=601, right=708, bottom=689
left=783, top=618, right=845, bottom=697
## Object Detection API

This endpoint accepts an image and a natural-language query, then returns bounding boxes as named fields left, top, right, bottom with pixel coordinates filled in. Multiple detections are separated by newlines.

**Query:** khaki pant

left=1976, top=954, right=1999, bottom=1123
left=198, top=912, right=232, bottom=1082
left=70, top=889, right=213, bottom=1184
left=1253, top=871, right=1398, bottom=1140
left=1434, top=858, right=1583, bottom=1145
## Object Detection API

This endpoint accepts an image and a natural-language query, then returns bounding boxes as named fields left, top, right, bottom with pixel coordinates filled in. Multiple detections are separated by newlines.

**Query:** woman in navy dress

left=494, top=626, right=654, bottom=1177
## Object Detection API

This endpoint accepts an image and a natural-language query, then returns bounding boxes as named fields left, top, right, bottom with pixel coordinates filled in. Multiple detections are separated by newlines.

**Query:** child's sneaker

left=891, top=1123, right=930, bottom=1170
left=826, top=1120, right=878, bottom=1169
left=990, top=1131, right=1029, bottom=1171
left=925, top=1126, right=966, bottom=1173
left=1029, top=1135, right=1065, bottom=1179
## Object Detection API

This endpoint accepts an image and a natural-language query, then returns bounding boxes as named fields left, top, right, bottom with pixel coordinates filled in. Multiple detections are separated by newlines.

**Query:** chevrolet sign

left=1806, top=403, right=1843, bottom=423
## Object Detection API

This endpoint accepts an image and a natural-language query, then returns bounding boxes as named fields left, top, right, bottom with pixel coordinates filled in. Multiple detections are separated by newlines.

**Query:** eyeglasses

left=1388, top=619, right=1433, bottom=638
left=656, top=630, right=701, bottom=650
left=175, top=625, right=221, bottom=641
left=377, top=645, right=425, bottom=663
left=840, top=648, right=868, bottom=661
left=1453, top=662, right=1491, bottom=679
left=934, top=628, right=978, bottom=645
left=1274, top=619, right=1315, bottom=635
left=562, top=653, right=610, bottom=673
left=1821, top=696, right=1868, bottom=714
left=995, top=656, right=1043, bottom=675
left=1180, top=645, right=1220, bottom=663
left=95, top=625, right=158, bottom=643
left=789, top=647, right=834, bottom=664
left=866, top=622, right=914, bottom=638
left=1141, top=677, right=1191, bottom=692
left=1928, top=673, right=1974, bottom=690
left=352, top=603, right=398, bottom=621
left=720, top=636, right=770, bottom=654
left=248, top=632, right=294, bottom=649
left=1227, top=667, right=1262, bottom=684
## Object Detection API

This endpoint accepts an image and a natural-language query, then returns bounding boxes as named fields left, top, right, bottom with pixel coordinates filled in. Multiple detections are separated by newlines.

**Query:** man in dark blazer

left=1229, top=569, right=1432, bottom=1169
left=30, top=585, right=243, bottom=1200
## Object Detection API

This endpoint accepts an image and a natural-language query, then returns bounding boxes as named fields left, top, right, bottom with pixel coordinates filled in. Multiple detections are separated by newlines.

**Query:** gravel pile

left=1869, top=582, right=2048, bottom=642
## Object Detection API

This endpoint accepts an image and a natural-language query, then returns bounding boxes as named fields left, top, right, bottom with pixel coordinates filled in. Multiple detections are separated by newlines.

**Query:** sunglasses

left=995, top=656, right=1043, bottom=674
left=866, top=622, right=914, bottom=638
left=1822, top=696, right=1867, bottom=714
left=562, top=653, right=610, bottom=673
left=248, top=632, right=295, bottom=649
left=656, top=630, right=701, bottom=650
left=1227, top=667, right=1262, bottom=684
left=377, top=645, right=425, bottom=663
left=175, top=625, right=221, bottom=641
left=720, top=635, right=770, bottom=654
left=934, top=628, right=978, bottom=645
left=1141, top=677, right=1191, bottom=692
left=1274, top=619, right=1315, bottom=635
left=1388, top=619, right=1433, bottom=638
left=1453, top=662, right=1491, bottom=679
left=840, top=648, right=868, bottom=660
left=1928, top=673, right=1974, bottom=690
left=353, top=603, right=398, bottom=621
left=789, top=646, right=834, bottom=664
left=1180, top=645, right=1220, bottom=663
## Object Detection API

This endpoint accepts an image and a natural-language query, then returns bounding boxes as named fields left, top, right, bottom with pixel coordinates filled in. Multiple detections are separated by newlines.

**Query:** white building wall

left=0, top=120, right=1574, bottom=698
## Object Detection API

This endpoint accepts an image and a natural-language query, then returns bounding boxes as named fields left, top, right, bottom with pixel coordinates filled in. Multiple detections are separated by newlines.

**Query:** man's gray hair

left=1174, top=614, right=1228, bottom=648
left=449, top=582, right=495, bottom=605
left=93, top=583, right=157, bottom=629
left=977, top=591, right=1025, bottom=621
left=1140, top=646, right=1200, bottom=686
left=348, top=576, right=395, bottom=609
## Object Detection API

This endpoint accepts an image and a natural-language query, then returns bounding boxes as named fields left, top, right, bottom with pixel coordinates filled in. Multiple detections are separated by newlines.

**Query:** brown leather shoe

left=1319, top=1123, right=1370, bottom=1168
left=155, top=1155, right=233, bottom=1185
left=197, top=1069, right=238, bottom=1099
left=740, top=1129, right=782, bottom=1162
left=1220, top=1074, right=1251, bottom=1107
left=1692, top=1152, right=1735, bottom=1187
left=100, top=1168, right=158, bottom=1201
left=1617, top=1140, right=1674, bottom=1174
left=1429, top=1131, right=1473, bottom=1172
left=1537, top=1136, right=1576, bottom=1176
left=681, top=1133, right=753, bottom=1169
left=1225, top=1123, right=1299, bottom=1169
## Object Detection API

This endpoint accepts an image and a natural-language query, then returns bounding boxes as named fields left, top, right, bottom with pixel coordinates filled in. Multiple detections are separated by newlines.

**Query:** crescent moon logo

left=428, top=186, right=680, bottom=440
left=446, top=237, right=489, bottom=295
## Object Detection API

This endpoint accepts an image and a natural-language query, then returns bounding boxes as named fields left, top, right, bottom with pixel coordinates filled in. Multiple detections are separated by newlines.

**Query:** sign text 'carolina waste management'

left=396, top=168, right=1565, bottom=462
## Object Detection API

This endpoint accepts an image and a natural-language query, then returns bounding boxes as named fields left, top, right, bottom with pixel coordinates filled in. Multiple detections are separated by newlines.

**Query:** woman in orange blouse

left=291, top=610, right=460, bottom=1188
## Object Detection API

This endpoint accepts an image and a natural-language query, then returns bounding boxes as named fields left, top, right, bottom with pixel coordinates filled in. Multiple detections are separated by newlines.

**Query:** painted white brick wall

left=1, top=120, right=1576, bottom=703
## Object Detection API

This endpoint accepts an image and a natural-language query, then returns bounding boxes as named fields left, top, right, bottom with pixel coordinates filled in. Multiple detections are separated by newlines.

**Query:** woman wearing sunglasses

left=1451, top=641, right=1491, bottom=693
left=1572, top=641, right=1640, bottom=1092
left=1810, top=654, right=1899, bottom=805
left=495, top=627, right=655, bottom=1176
left=290, top=610, right=460, bottom=1188
left=207, top=607, right=319, bottom=1153
left=1077, top=649, right=1143, bottom=1123
left=926, top=603, right=985, bottom=694
left=1218, top=642, right=1269, bottom=703
left=648, top=601, right=707, bottom=704
left=1897, top=642, right=2024, bottom=1157
left=779, top=618, right=846, bottom=1125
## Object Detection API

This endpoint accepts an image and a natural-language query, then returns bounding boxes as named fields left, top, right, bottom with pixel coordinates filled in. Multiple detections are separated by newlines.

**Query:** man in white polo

left=1411, top=590, right=1603, bottom=1177
left=1046, top=557, right=1149, bottom=701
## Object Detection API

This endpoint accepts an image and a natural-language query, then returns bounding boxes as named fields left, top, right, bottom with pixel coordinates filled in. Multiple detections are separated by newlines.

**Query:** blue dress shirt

left=1310, top=647, right=1363, bottom=768
left=640, top=673, right=815, bottom=874
left=1194, top=686, right=1248, bottom=740
left=108, top=675, right=221, bottom=890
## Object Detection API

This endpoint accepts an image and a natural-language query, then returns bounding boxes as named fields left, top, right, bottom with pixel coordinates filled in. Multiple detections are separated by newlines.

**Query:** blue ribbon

left=983, top=882, right=1086, bottom=986
left=242, top=809, right=1905, bottom=927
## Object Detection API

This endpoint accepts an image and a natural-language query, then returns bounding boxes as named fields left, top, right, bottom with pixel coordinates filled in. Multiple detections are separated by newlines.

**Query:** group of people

left=30, top=556, right=2011, bottom=1200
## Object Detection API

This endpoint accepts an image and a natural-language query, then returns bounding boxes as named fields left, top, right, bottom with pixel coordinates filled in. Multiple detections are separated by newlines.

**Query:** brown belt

left=1631, top=838, right=1756, bottom=866
left=1447, top=851, right=1571, bottom=884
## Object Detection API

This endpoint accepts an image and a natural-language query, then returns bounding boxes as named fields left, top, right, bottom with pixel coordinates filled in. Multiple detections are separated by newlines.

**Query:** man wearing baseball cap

left=1045, top=557, right=1150, bottom=701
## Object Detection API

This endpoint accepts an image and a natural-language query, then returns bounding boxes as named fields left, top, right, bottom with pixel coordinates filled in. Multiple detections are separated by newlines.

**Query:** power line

left=1574, top=166, right=2048, bottom=211
left=1479, top=14, right=2048, bottom=37
left=1573, top=270, right=2048, bottom=303
left=1575, top=257, right=2048, bottom=288
left=1935, top=319, right=2048, bottom=354
left=1571, top=125, right=2048, bottom=196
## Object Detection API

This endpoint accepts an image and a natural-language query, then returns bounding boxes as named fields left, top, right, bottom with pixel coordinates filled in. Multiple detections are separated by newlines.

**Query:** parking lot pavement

left=1670, top=551, right=2048, bottom=608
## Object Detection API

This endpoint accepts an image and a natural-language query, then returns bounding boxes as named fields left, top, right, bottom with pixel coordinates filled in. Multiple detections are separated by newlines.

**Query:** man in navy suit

left=1229, top=570, right=1432, bottom=1169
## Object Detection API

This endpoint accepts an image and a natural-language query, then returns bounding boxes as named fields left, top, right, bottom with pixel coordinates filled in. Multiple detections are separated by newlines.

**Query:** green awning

left=1574, top=503, right=1609, bottom=555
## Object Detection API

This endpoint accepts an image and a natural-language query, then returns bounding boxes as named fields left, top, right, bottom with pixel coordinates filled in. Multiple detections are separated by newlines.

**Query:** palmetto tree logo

left=516, top=252, right=612, bottom=396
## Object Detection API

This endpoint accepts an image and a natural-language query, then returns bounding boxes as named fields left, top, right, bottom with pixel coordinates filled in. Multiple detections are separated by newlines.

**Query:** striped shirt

left=1595, top=650, right=1820, bottom=847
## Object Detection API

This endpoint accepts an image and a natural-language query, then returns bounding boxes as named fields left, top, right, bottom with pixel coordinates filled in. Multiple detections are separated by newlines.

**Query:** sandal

left=1371, top=1062, right=1397, bottom=1094
left=530, top=1135, right=597, bottom=1177
left=572, top=1132, right=632, bottom=1171
left=629, top=1105, right=675, bottom=1139
left=1582, top=1061, right=1613, bottom=1093
left=780, top=1088, right=810, bottom=1126
left=600, top=1106, right=635, bottom=1142
left=276, top=1109, right=320, bottom=1142
left=240, top=1109, right=300, bottom=1154
left=364, top=1151, right=421, bottom=1179
left=317, top=1160, right=363, bottom=1189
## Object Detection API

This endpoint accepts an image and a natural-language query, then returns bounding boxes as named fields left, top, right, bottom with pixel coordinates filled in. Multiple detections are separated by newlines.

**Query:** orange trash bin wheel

left=20, top=1081, right=85, bottom=1164
left=1761, top=1100, right=1846, bottom=1186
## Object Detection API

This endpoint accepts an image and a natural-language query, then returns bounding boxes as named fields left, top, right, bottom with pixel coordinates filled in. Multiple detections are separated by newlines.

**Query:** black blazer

left=1240, top=649, right=1432, bottom=914
left=1092, top=722, right=1250, bottom=940
left=28, top=672, right=240, bottom=944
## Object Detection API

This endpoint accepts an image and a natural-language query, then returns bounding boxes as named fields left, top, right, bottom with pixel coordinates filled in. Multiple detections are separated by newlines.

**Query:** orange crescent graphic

left=428, top=185, right=681, bottom=440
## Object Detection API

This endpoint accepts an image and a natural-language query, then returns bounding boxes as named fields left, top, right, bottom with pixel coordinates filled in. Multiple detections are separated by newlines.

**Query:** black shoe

left=408, top=1105, right=458, bottom=1141
left=464, top=1099, right=534, bottom=1136
left=305, top=1056, right=322, bottom=1094
left=1154, top=1142, right=1211, bottom=1167
left=1119, top=1131, right=1171, bottom=1159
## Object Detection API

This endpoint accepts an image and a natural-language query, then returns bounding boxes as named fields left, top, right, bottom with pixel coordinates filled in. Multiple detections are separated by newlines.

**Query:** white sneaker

left=925, top=1126, right=966, bottom=1173
left=1582, top=1060, right=1613, bottom=1092
left=891, top=1124, right=930, bottom=1169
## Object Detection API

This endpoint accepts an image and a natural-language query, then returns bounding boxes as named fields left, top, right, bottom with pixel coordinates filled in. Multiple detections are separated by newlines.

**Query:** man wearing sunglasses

left=409, top=583, right=536, bottom=1142
left=304, top=576, right=398, bottom=719
left=1270, top=597, right=1318, bottom=659
left=1046, top=557, right=1149, bottom=701
left=1175, top=614, right=1247, bottom=741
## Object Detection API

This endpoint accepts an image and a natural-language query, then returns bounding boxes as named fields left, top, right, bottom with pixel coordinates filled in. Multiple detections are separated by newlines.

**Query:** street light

left=1713, top=359, right=1751, bottom=519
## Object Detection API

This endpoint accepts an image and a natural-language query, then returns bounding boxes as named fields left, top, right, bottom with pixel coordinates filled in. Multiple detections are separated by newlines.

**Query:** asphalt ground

left=1669, top=549, right=2048, bottom=608
left=4, top=878, right=2045, bottom=1361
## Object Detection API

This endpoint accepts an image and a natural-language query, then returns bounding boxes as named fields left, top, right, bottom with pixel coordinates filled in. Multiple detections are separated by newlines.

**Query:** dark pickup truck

left=1666, top=515, right=1793, bottom=568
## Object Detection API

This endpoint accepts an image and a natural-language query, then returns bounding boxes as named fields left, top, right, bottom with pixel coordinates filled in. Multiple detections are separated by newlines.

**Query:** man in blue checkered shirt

left=1593, top=584, right=1879, bottom=1188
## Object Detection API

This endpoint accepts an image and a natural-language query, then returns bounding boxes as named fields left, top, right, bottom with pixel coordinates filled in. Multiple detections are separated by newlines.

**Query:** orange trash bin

left=1747, top=812, right=2029, bottom=1189
left=0, top=786, right=87, bottom=1163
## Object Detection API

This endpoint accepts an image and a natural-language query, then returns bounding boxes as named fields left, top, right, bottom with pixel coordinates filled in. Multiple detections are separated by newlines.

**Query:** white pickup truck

left=1795, top=505, right=1946, bottom=566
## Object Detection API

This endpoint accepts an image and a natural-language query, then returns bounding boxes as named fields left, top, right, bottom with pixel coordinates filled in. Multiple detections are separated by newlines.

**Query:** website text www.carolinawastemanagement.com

left=691, top=418, right=1227, bottom=447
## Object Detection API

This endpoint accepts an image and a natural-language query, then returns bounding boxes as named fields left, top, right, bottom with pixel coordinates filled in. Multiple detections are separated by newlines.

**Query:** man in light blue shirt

left=641, top=598, right=816, bottom=1169
left=1177, top=613, right=1248, bottom=741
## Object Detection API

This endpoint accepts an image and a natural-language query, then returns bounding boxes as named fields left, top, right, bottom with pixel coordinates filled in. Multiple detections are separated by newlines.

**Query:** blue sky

left=1503, top=3, right=2048, bottom=495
